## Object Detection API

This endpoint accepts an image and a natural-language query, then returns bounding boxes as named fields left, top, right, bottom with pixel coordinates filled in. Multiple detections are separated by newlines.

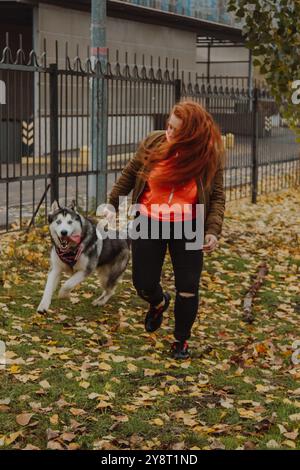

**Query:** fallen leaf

left=282, top=440, right=296, bottom=449
left=16, top=413, right=34, bottom=426
left=0, top=398, right=11, bottom=405
left=88, top=393, right=100, bottom=400
left=39, top=380, right=51, bottom=390
left=0, top=405, right=10, bottom=412
left=61, top=432, right=76, bottom=442
left=98, top=362, right=112, bottom=372
left=95, top=401, right=112, bottom=410
left=70, top=408, right=86, bottom=416
left=183, top=416, right=198, bottom=427
left=220, top=399, right=234, bottom=409
left=256, top=384, right=271, bottom=393
left=171, top=441, right=186, bottom=450
left=4, top=431, right=23, bottom=446
left=9, top=365, right=21, bottom=374
left=67, top=443, right=80, bottom=450
left=50, top=415, right=59, bottom=426
left=151, top=418, right=164, bottom=426
left=47, top=441, right=64, bottom=450
left=46, top=429, right=60, bottom=441
left=289, top=413, right=300, bottom=422
left=79, top=381, right=90, bottom=389
left=237, top=409, right=258, bottom=420
left=284, top=430, right=298, bottom=440
left=23, top=444, right=41, bottom=450
left=244, top=441, right=256, bottom=450
left=111, top=415, right=129, bottom=423
left=198, top=373, right=209, bottom=385
left=266, top=440, right=279, bottom=449
left=144, top=369, right=161, bottom=377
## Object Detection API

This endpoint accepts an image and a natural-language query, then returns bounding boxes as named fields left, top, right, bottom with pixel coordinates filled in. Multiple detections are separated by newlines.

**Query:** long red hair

left=139, top=100, right=225, bottom=190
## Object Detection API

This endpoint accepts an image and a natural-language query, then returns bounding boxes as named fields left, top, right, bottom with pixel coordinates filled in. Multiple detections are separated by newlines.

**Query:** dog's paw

left=92, top=297, right=107, bottom=307
left=58, top=288, right=71, bottom=299
left=37, top=302, right=48, bottom=313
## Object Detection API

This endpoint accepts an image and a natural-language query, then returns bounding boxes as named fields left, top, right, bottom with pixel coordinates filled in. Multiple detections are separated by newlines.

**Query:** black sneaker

left=144, top=292, right=171, bottom=333
left=171, top=340, right=190, bottom=360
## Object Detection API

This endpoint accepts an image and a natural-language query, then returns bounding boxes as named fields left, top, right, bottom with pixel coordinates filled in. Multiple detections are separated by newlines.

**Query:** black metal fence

left=0, top=42, right=299, bottom=231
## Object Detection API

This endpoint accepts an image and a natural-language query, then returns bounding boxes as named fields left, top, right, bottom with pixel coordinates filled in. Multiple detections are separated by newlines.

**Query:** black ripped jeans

left=131, top=216, right=204, bottom=341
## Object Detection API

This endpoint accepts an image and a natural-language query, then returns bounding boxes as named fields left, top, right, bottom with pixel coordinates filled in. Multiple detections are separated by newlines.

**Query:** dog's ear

left=69, top=200, right=78, bottom=213
left=50, top=200, right=60, bottom=213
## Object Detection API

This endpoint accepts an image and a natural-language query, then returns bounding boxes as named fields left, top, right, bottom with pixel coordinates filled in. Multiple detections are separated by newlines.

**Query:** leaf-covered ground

left=0, top=188, right=299, bottom=450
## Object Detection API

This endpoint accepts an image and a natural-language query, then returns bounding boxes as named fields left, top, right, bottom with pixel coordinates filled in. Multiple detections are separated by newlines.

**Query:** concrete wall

left=32, top=2, right=197, bottom=156
left=35, top=3, right=196, bottom=74
left=196, top=45, right=250, bottom=86
left=32, top=3, right=250, bottom=157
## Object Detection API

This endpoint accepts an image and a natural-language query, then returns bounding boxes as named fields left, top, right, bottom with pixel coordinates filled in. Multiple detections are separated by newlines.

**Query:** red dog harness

left=55, top=235, right=83, bottom=267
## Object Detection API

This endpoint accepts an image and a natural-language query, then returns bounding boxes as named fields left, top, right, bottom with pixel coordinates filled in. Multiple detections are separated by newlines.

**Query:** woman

left=107, top=100, right=225, bottom=359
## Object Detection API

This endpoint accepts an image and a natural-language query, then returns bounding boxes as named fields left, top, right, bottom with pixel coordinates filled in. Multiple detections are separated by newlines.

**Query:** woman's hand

left=96, top=205, right=116, bottom=228
left=102, top=207, right=116, bottom=225
left=203, top=234, right=218, bottom=253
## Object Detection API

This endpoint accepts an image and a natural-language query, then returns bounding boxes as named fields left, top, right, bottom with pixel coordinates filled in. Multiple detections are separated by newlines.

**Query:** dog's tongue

left=68, top=234, right=81, bottom=244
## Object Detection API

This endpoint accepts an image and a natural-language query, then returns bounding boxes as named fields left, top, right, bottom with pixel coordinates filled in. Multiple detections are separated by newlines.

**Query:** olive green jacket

left=108, top=130, right=225, bottom=239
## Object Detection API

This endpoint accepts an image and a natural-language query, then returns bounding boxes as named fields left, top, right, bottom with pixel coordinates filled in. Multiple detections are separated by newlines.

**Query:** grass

left=0, top=187, right=300, bottom=450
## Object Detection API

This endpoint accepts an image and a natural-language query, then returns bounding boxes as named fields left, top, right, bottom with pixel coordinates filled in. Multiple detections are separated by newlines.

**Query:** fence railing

left=0, top=43, right=299, bottom=231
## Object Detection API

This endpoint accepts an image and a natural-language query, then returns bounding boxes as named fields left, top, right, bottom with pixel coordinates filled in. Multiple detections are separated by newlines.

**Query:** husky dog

left=37, top=200, right=130, bottom=313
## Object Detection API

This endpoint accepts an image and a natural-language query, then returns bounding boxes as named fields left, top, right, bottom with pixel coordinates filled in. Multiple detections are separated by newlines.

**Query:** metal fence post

left=175, top=79, right=181, bottom=103
left=251, top=87, right=258, bottom=203
left=49, top=63, right=59, bottom=204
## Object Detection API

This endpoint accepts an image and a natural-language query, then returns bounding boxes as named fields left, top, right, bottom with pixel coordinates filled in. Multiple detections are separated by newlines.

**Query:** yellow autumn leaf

left=183, top=416, right=198, bottom=427
left=59, top=354, right=69, bottom=360
left=289, top=413, right=300, bottom=422
left=82, top=293, right=93, bottom=299
left=144, top=369, right=160, bottom=376
left=256, top=384, right=271, bottom=393
left=4, top=431, right=23, bottom=446
left=98, top=362, right=112, bottom=371
left=9, top=365, right=21, bottom=374
left=70, top=408, right=86, bottom=416
left=50, top=414, right=59, bottom=425
left=237, top=409, right=258, bottom=419
left=282, top=440, right=296, bottom=449
left=185, top=376, right=194, bottom=382
left=110, top=355, right=126, bottom=363
left=79, top=381, right=90, bottom=389
left=151, top=418, right=164, bottom=426
left=127, top=363, right=138, bottom=373
left=95, top=401, right=112, bottom=410
left=111, top=415, right=129, bottom=423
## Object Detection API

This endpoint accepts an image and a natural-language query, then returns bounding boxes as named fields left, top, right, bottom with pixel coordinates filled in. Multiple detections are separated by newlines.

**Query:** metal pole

left=248, top=49, right=253, bottom=112
left=50, top=63, right=59, bottom=203
left=251, top=87, right=258, bottom=203
left=90, top=0, right=107, bottom=208
left=205, top=42, right=211, bottom=111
